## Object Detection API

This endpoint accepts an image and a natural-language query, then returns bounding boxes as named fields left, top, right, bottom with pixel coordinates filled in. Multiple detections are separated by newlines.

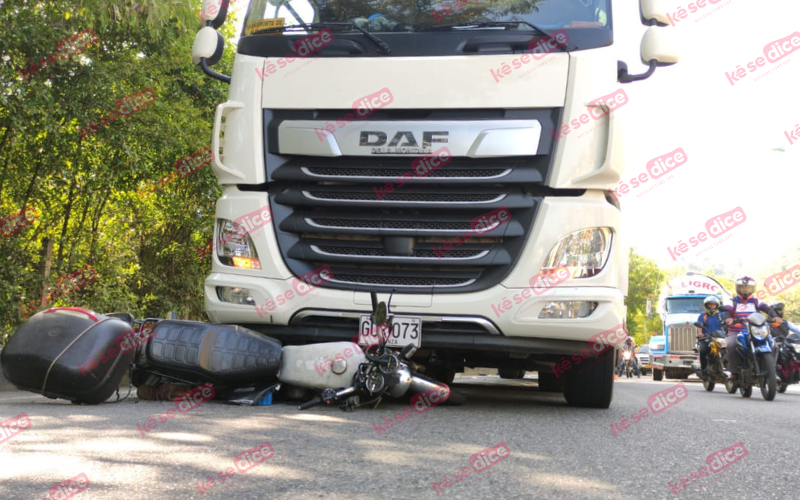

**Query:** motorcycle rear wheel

left=759, top=352, right=777, bottom=401
left=703, top=379, right=715, bottom=392
left=725, top=379, right=738, bottom=393
left=778, top=383, right=788, bottom=393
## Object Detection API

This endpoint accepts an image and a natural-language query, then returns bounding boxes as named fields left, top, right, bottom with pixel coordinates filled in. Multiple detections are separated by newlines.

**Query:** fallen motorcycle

left=1, top=294, right=465, bottom=410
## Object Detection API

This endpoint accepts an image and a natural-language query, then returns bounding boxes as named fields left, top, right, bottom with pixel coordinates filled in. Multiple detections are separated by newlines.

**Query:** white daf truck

left=191, top=0, right=677, bottom=408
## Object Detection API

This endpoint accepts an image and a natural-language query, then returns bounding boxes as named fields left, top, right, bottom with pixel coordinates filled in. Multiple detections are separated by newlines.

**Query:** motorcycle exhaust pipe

left=388, top=367, right=466, bottom=405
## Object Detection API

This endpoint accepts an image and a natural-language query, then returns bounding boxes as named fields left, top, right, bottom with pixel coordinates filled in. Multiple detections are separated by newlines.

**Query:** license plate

left=358, top=316, right=421, bottom=349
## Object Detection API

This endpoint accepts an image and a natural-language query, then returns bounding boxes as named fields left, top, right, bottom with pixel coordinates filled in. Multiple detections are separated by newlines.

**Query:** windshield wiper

left=424, top=21, right=547, bottom=37
left=250, top=23, right=391, bottom=55
left=421, top=21, right=572, bottom=51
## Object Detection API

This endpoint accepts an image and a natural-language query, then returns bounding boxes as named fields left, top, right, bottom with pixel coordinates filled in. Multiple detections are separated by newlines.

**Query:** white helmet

left=703, top=296, right=720, bottom=309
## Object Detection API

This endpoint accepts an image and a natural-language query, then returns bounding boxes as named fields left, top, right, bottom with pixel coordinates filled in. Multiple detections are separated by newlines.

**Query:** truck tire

left=563, top=352, right=613, bottom=408
left=537, top=372, right=563, bottom=393
left=653, top=369, right=663, bottom=381
left=498, top=368, right=525, bottom=379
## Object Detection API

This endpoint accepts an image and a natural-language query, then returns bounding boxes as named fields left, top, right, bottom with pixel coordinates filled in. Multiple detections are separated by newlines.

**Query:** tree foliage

left=626, top=248, right=664, bottom=345
left=0, top=0, right=235, bottom=342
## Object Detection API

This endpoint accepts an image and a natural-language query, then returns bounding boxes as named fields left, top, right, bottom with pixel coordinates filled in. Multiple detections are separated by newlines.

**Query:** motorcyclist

left=771, top=302, right=800, bottom=336
left=722, top=276, right=781, bottom=381
left=617, top=337, right=640, bottom=378
left=695, top=296, right=729, bottom=380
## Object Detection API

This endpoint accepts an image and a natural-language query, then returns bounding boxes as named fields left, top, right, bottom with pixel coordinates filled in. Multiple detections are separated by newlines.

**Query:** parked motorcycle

left=774, top=329, right=800, bottom=393
left=692, top=324, right=734, bottom=393
left=728, top=314, right=777, bottom=401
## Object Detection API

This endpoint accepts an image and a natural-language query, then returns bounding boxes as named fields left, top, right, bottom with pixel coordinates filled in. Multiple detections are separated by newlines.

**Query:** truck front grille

left=265, top=109, right=562, bottom=294
left=668, top=326, right=698, bottom=353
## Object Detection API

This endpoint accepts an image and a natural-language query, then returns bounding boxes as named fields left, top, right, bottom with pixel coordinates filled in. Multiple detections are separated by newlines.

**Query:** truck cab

left=191, top=0, right=677, bottom=408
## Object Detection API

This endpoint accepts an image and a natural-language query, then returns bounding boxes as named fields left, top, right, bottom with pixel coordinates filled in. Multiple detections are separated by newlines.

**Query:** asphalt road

left=1, top=374, right=798, bottom=500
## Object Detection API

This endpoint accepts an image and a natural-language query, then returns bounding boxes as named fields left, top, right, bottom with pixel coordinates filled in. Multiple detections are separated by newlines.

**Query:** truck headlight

left=217, top=219, right=262, bottom=269
left=538, top=301, right=597, bottom=319
left=540, top=228, right=612, bottom=278
left=216, top=286, right=256, bottom=305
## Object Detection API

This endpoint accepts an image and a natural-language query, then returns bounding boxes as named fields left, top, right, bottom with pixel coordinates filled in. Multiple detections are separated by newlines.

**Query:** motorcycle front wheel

left=703, top=379, right=715, bottom=392
left=725, top=379, right=738, bottom=393
left=758, top=352, right=777, bottom=401
left=778, top=382, right=788, bottom=393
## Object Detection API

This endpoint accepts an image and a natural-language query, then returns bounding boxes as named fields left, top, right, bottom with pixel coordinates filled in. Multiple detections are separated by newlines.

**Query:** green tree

left=0, top=0, right=235, bottom=342
left=626, top=249, right=664, bottom=345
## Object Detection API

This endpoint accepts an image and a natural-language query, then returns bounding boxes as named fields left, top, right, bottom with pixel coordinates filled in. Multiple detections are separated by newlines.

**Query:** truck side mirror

left=641, top=28, right=679, bottom=66
left=192, top=27, right=225, bottom=66
left=619, top=27, right=679, bottom=83
left=201, top=0, right=230, bottom=29
left=640, top=0, right=671, bottom=26
left=192, top=26, right=230, bottom=83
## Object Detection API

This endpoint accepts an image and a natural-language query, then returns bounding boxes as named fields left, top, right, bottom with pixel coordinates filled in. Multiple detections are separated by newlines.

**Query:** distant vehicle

left=635, top=345, right=651, bottom=375
left=650, top=273, right=732, bottom=381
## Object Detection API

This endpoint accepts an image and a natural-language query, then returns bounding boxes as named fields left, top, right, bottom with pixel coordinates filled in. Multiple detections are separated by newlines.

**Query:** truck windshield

left=243, top=0, right=610, bottom=35
left=666, top=298, right=705, bottom=315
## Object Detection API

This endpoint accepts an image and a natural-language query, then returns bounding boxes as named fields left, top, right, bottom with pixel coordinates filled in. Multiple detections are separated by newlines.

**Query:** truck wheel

left=498, top=368, right=525, bottom=379
left=653, top=369, right=663, bottom=381
left=563, top=352, right=613, bottom=408
left=537, top=372, right=563, bottom=393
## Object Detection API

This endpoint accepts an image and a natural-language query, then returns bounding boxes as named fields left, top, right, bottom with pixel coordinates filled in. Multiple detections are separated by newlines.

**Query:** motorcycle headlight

left=216, top=219, right=262, bottom=269
left=540, top=228, right=612, bottom=278
left=751, top=325, right=770, bottom=341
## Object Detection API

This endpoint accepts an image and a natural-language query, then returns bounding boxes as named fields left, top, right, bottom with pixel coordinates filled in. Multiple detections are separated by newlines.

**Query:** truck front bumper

left=205, top=272, right=625, bottom=347
left=651, top=354, right=698, bottom=370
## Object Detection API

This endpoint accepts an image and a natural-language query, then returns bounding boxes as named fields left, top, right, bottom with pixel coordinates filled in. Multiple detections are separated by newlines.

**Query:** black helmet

left=735, top=276, right=757, bottom=299
left=625, top=338, right=632, bottom=344
left=772, top=302, right=785, bottom=318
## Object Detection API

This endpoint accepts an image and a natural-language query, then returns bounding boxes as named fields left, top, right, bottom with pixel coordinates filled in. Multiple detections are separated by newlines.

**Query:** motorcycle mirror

left=375, top=301, right=388, bottom=326
left=693, top=322, right=703, bottom=328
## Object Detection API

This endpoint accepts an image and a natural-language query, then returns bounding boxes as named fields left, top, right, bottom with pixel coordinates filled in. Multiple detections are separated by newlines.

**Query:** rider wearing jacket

left=722, top=276, right=781, bottom=381
left=770, top=302, right=791, bottom=341
left=696, top=296, right=729, bottom=379
left=771, top=303, right=800, bottom=336
left=617, top=337, right=640, bottom=378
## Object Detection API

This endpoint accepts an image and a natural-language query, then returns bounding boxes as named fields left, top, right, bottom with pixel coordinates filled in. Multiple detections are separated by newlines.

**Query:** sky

left=223, top=0, right=800, bottom=279
left=612, top=0, right=800, bottom=277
